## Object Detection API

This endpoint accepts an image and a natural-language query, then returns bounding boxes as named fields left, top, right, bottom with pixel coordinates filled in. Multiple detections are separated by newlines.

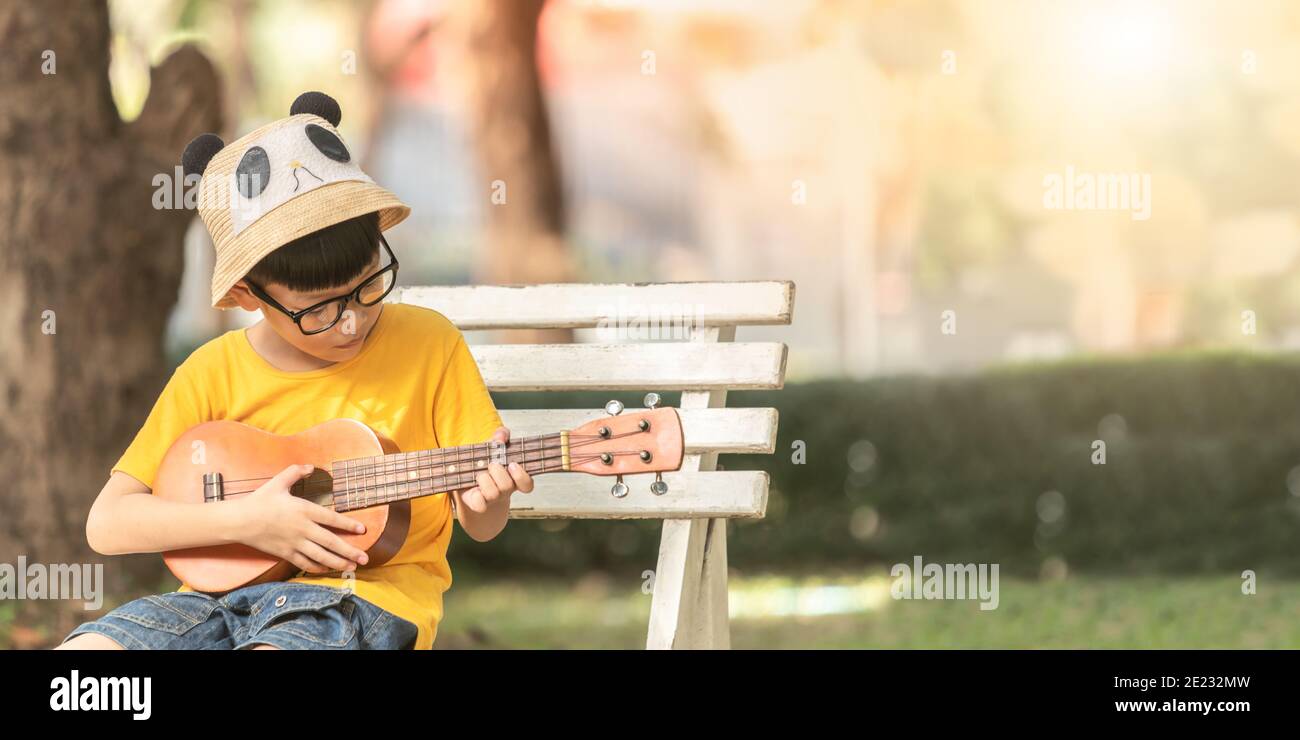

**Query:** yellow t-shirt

left=111, top=302, right=502, bottom=649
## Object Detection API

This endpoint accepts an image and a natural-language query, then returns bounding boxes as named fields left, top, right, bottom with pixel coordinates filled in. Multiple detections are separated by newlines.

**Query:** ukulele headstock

left=567, top=394, right=683, bottom=496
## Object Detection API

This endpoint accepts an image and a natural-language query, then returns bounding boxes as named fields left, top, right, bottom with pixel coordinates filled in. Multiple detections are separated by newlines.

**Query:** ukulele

left=154, top=397, right=683, bottom=593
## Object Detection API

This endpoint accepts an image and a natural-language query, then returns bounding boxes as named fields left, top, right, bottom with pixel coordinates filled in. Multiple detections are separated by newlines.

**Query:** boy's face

left=229, top=250, right=384, bottom=363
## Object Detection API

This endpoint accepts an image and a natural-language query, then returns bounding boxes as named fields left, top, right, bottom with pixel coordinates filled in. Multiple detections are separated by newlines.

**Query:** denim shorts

left=60, top=581, right=419, bottom=650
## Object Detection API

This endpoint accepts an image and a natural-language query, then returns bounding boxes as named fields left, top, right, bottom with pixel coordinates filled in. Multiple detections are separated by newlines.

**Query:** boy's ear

left=182, top=133, right=225, bottom=178
left=290, top=91, right=342, bottom=127
left=226, top=281, right=263, bottom=311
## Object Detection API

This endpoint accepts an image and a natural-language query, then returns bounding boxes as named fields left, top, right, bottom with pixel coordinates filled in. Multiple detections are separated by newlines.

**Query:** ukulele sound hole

left=290, top=469, right=337, bottom=508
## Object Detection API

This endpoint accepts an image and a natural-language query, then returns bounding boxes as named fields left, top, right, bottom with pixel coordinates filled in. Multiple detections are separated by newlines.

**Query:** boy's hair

left=245, top=211, right=381, bottom=292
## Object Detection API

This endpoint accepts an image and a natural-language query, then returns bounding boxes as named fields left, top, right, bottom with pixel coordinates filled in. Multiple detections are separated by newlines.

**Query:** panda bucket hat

left=182, top=91, right=410, bottom=310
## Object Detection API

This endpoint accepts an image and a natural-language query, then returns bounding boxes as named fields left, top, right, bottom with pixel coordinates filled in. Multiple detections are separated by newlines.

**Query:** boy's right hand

left=232, top=464, right=371, bottom=575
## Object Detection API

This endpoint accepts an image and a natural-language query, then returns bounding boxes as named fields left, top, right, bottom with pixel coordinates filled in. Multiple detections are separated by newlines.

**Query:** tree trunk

left=453, top=0, right=573, bottom=343
left=0, top=0, right=223, bottom=590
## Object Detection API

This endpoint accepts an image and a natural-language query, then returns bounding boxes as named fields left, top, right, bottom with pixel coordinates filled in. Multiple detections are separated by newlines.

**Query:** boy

left=57, top=92, right=531, bottom=650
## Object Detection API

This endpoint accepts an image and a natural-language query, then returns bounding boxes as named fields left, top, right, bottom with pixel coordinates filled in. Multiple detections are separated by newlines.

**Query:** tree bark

left=0, top=0, right=223, bottom=588
left=453, top=0, right=573, bottom=343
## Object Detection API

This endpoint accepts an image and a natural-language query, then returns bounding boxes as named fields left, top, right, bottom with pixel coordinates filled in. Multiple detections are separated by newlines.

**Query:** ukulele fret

left=344, top=458, right=352, bottom=510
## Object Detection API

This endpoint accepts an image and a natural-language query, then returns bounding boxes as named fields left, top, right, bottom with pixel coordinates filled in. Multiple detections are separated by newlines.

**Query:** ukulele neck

left=323, top=433, right=569, bottom=512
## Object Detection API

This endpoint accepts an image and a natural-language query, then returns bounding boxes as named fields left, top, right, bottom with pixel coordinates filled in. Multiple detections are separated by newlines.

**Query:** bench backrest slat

left=394, top=280, right=794, bottom=329
left=511, top=471, right=768, bottom=519
left=470, top=342, right=787, bottom=391
left=500, top=407, right=778, bottom=455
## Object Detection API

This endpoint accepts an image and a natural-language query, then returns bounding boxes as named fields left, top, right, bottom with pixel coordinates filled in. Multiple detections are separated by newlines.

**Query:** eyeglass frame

left=243, top=231, right=400, bottom=336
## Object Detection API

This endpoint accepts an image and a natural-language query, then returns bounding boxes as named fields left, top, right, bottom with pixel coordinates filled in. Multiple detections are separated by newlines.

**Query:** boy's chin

left=289, top=335, right=363, bottom=364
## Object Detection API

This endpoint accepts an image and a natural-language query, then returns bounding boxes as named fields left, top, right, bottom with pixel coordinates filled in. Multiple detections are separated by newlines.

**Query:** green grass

left=7, top=569, right=1296, bottom=649
left=433, top=569, right=1300, bottom=649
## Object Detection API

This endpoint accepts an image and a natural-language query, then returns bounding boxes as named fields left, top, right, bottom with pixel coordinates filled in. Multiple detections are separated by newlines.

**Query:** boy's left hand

left=455, top=426, right=534, bottom=514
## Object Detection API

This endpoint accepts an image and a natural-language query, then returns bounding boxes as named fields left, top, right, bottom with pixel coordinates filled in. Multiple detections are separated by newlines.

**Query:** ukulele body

left=151, top=406, right=686, bottom=594
left=154, top=418, right=411, bottom=594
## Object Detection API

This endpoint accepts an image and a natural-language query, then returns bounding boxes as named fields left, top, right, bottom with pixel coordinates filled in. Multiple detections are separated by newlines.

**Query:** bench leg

left=647, top=517, right=730, bottom=649
left=646, top=324, right=734, bottom=649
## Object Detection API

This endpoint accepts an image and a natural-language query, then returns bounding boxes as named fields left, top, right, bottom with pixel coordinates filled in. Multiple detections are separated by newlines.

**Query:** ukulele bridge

left=202, top=472, right=224, bottom=502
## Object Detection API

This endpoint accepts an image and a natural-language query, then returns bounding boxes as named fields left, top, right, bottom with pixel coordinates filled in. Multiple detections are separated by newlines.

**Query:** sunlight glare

left=1071, top=3, right=1176, bottom=81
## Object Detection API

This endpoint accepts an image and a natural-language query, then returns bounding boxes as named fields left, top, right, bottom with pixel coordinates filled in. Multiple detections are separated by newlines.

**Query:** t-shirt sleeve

left=111, top=360, right=207, bottom=489
left=432, top=333, right=503, bottom=449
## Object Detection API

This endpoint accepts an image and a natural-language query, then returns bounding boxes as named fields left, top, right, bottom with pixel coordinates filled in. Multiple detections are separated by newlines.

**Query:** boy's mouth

left=335, top=324, right=370, bottom=349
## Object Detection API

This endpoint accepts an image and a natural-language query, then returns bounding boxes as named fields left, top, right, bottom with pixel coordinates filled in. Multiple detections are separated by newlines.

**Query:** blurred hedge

left=475, top=351, right=1300, bottom=578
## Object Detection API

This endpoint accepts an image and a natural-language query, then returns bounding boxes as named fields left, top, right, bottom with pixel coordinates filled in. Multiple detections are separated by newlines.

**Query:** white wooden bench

left=393, top=280, right=794, bottom=649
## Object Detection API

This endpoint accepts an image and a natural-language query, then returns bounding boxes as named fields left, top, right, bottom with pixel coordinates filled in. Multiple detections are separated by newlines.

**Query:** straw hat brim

left=210, top=179, right=410, bottom=309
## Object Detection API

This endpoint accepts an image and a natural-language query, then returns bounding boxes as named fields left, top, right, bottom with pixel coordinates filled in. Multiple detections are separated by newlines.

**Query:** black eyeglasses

left=245, top=233, right=400, bottom=336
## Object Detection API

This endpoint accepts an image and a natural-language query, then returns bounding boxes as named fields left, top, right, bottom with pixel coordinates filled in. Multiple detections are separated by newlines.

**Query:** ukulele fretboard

left=326, top=433, right=569, bottom=512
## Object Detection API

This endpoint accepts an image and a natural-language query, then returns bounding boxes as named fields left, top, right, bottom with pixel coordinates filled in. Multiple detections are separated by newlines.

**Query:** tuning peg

left=643, top=392, right=661, bottom=410
left=611, top=474, right=628, bottom=498
left=604, top=399, right=624, bottom=416
left=651, top=472, right=668, bottom=496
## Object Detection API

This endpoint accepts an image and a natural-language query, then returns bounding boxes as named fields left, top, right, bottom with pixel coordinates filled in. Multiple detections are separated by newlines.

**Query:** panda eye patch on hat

left=182, top=91, right=410, bottom=310
left=236, top=124, right=351, bottom=197
left=218, top=121, right=373, bottom=235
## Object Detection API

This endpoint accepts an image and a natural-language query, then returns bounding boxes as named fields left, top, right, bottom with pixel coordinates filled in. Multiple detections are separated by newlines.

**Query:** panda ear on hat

left=290, top=91, right=342, bottom=127
left=182, top=132, right=226, bottom=179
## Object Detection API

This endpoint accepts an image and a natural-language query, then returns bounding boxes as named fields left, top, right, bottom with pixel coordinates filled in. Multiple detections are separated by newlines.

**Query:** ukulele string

left=313, top=435, right=653, bottom=500
left=321, top=431, right=637, bottom=483
left=308, top=436, right=653, bottom=500
left=216, top=448, right=574, bottom=497
left=320, top=451, right=656, bottom=512
left=214, top=450, right=643, bottom=514
left=212, top=431, right=616, bottom=486
left=212, top=428, right=650, bottom=490
left=218, top=440, right=576, bottom=494
left=323, top=460, right=582, bottom=511
left=211, top=432, right=564, bottom=486
left=215, top=448, right=643, bottom=501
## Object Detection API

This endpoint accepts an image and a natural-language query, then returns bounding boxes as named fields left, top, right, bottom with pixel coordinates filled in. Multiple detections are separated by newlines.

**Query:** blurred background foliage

left=102, top=0, right=1300, bottom=377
